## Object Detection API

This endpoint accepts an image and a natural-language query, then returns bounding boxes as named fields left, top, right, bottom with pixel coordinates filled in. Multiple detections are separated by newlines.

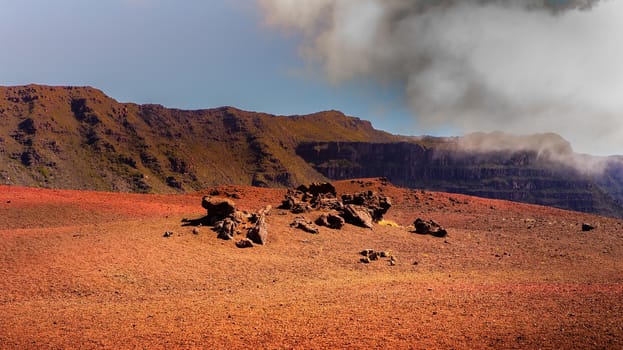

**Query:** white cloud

left=260, top=0, right=623, bottom=155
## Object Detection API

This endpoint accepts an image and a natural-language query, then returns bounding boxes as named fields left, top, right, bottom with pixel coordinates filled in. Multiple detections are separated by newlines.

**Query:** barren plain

left=1, top=179, right=622, bottom=349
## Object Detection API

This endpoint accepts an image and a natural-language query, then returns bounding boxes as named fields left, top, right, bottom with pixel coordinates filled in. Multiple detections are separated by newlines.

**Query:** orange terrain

left=1, top=179, right=622, bottom=349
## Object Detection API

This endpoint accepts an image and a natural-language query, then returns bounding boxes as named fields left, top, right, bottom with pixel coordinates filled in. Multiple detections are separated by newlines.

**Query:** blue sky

left=0, top=0, right=419, bottom=136
left=3, top=0, right=621, bottom=155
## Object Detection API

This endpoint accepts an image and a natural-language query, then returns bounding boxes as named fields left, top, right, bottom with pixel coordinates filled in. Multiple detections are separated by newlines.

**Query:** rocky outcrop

left=280, top=183, right=392, bottom=229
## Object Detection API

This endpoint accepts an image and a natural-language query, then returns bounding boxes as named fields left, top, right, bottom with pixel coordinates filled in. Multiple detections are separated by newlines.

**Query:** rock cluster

left=201, top=195, right=271, bottom=247
left=413, top=218, right=448, bottom=238
left=280, top=182, right=391, bottom=230
left=359, top=249, right=396, bottom=265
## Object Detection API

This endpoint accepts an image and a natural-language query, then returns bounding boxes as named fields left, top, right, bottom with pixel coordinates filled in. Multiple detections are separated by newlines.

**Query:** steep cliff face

left=296, top=142, right=623, bottom=218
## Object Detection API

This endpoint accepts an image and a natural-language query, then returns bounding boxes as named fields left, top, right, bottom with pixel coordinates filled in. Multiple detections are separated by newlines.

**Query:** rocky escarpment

left=296, top=142, right=623, bottom=218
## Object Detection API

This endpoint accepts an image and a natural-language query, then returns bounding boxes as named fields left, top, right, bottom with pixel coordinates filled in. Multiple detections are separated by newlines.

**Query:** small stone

left=236, top=239, right=254, bottom=249
left=360, top=249, right=374, bottom=256
left=163, top=231, right=173, bottom=238
left=360, top=257, right=370, bottom=264
left=192, top=227, right=200, bottom=235
left=582, top=223, right=595, bottom=232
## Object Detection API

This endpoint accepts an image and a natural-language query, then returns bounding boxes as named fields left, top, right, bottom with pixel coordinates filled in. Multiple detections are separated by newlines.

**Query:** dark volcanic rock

left=308, top=182, right=337, bottom=197
left=315, top=212, right=345, bottom=229
left=280, top=183, right=392, bottom=229
left=202, top=196, right=236, bottom=224
left=360, top=249, right=374, bottom=257
left=342, top=191, right=391, bottom=221
left=413, top=218, right=448, bottom=238
left=582, top=223, right=595, bottom=232
left=342, top=204, right=374, bottom=229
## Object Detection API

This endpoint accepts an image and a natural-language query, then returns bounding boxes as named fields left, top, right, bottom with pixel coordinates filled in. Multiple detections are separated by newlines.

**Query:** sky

left=1, top=0, right=621, bottom=156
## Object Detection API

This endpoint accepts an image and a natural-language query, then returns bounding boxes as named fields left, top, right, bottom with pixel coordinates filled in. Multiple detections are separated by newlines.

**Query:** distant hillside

left=0, top=85, right=399, bottom=193
left=1, top=84, right=622, bottom=218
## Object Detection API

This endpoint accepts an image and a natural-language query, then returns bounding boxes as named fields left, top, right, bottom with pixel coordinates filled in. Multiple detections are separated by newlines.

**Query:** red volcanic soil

left=1, top=179, right=622, bottom=349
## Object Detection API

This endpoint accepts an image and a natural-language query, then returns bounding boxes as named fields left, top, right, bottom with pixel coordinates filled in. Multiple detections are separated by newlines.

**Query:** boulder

left=582, top=223, right=595, bottom=232
left=315, top=212, right=345, bottom=229
left=235, top=239, right=254, bottom=249
left=247, top=206, right=270, bottom=245
left=308, top=182, right=337, bottom=197
left=341, top=204, right=374, bottom=229
left=413, top=218, right=448, bottom=238
left=201, top=196, right=236, bottom=224
left=290, top=216, right=319, bottom=234
left=342, top=191, right=391, bottom=221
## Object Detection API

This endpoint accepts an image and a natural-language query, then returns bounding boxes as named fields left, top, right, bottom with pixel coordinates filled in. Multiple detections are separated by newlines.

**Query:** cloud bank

left=259, top=0, right=623, bottom=155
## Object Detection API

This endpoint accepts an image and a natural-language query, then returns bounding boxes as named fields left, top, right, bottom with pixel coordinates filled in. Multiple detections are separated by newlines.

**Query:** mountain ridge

left=1, top=84, right=622, bottom=218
